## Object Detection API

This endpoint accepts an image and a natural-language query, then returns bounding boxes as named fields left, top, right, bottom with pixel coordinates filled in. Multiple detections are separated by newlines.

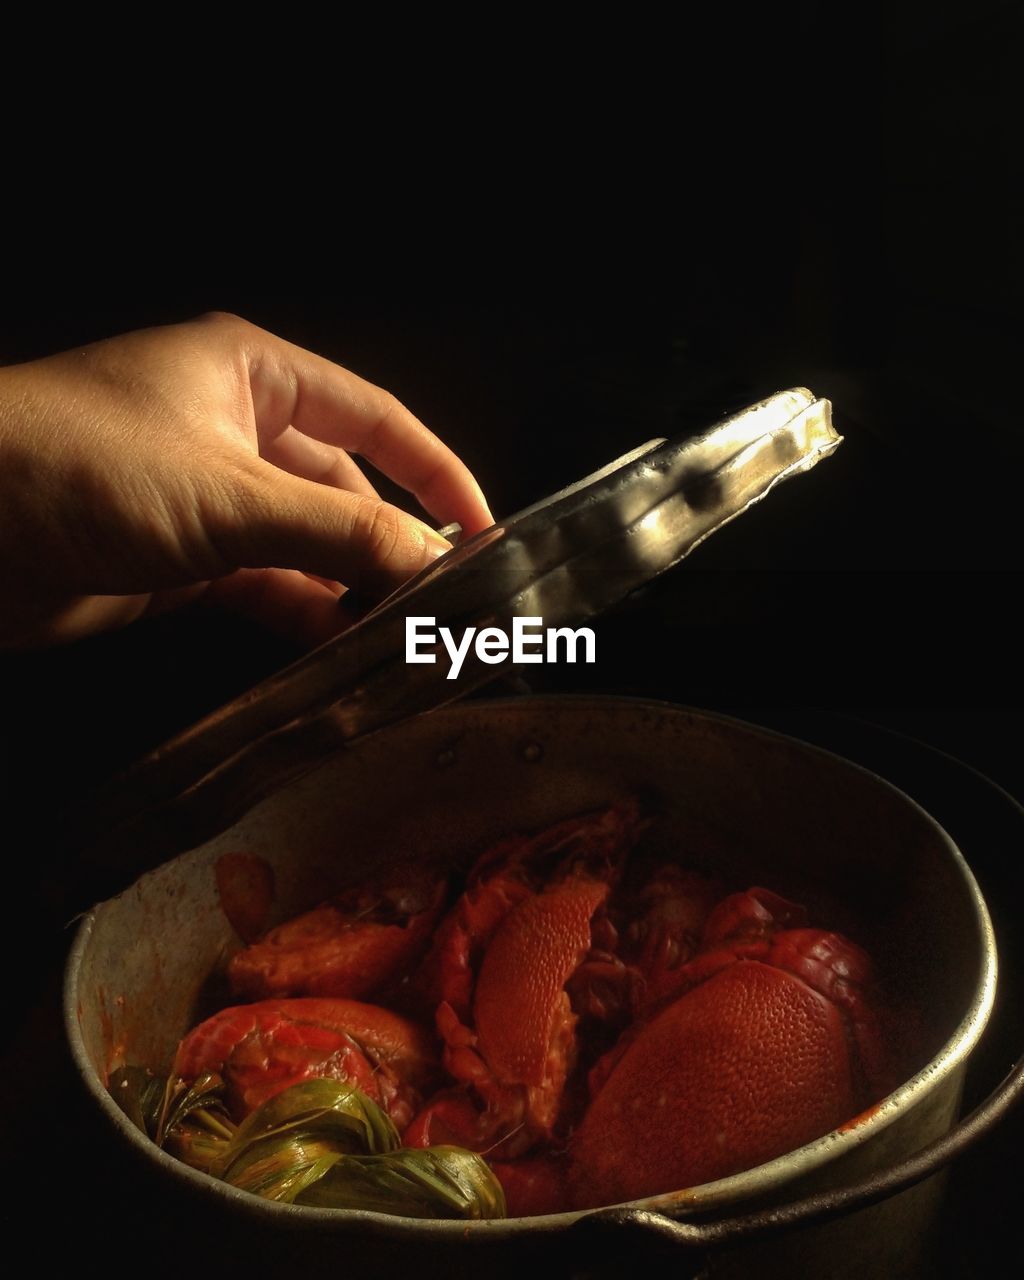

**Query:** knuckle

left=376, top=388, right=401, bottom=419
left=222, top=455, right=271, bottom=520
left=199, top=457, right=268, bottom=563
left=356, top=500, right=404, bottom=566
left=197, top=310, right=248, bottom=336
left=369, top=387, right=404, bottom=435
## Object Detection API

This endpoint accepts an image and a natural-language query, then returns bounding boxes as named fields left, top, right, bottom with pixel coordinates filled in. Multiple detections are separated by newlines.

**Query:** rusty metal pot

left=65, top=698, right=998, bottom=1278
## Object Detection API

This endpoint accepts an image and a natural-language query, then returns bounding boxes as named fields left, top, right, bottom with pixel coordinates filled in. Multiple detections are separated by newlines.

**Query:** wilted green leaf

left=112, top=1069, right=505, bottom=1219
left=166, top=1126, right=233, bottom=1174
left=223, top=1133, right=343, bottom=1202
left=215, top=1078, right=399, bottom=1180
left=297, top=1146, right=507, bottom=1219
left=158, top=1072, right=234, bottom=1146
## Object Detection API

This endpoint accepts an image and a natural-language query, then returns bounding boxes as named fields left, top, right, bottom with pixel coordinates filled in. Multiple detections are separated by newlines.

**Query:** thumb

left=217, top=462, right=453, bottom=593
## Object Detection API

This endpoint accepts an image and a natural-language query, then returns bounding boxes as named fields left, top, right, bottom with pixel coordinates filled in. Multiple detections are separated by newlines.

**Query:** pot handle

left=570, top=1051, right=1024, bottom=1252
left=567, top=1207, right=711, bottom=1275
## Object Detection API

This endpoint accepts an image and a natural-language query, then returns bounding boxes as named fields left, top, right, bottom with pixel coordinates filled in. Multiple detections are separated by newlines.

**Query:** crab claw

left=401, top=1088, right=482, bottom=1149
left=407, top=872, right=614, bottom=1158
left=227, top=864, right=447, bottom=1002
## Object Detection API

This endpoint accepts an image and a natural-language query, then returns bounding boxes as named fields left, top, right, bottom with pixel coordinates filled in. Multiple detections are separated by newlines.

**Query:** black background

left=1, top=4, right=1021, bottom=1274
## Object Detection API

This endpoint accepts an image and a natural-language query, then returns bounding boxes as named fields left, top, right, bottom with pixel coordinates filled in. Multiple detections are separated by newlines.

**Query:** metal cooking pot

left=66, top=698, right=997, bottom=1279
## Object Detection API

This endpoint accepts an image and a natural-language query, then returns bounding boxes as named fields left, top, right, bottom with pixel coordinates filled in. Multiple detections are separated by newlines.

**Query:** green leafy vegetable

left=298, top=1145, right=507, bottom=1219
left=108, top=1073, right=506, bottom=1220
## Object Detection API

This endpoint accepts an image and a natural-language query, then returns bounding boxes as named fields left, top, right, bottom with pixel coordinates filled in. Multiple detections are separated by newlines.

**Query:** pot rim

left=64, top=696, right=998, bottom=1238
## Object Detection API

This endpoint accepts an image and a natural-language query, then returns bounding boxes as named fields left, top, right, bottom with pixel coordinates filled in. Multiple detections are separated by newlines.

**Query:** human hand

left=0, top=312, right=492, bottom=647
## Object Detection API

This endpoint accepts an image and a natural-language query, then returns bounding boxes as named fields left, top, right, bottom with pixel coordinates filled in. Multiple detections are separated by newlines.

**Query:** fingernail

left=424, top=532, right=453, bottom=561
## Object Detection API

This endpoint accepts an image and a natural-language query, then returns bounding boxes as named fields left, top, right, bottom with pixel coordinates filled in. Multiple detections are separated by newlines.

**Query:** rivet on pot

left=522, top=741, right=544, bottom=763
left=436, top=747, right=457, bottom=768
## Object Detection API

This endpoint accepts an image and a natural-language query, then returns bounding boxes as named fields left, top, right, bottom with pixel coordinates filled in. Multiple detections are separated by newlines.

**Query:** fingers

left=302, top=572, right=345, bottom=595
left=228, top=319, right=493, bottom=535
left=261, top=426, right=380, bottom=500
left=2, top=591, right=157, bottom=647
left=216, top=460, right=452, bottom=595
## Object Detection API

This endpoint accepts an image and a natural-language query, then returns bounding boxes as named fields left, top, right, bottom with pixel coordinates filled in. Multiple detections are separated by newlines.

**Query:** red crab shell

left=569, top=890, right=889, bottom=1207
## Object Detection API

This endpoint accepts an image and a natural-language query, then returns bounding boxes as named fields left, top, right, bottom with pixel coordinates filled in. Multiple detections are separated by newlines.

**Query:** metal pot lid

left=85, top=387, right=840, bottom=875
